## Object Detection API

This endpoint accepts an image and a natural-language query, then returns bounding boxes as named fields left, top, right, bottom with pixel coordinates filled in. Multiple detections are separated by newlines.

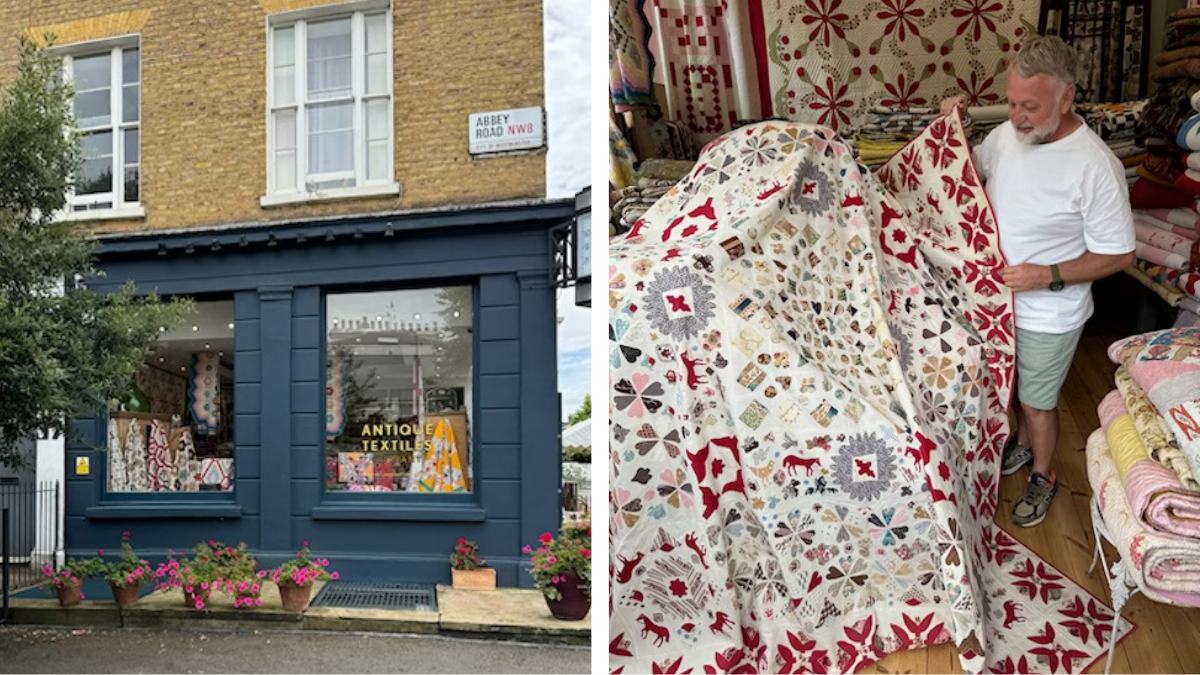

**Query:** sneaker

left=1012, top=471, right=1057, bottom=528
left=1001, top=436, right=1032, bottom=476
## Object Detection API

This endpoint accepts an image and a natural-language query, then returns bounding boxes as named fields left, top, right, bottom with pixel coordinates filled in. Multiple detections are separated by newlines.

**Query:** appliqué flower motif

left=830, top=432, right=896, bottom=501
left=644, top=266, right=716, bottom=341
left=792, top=159, right=834, bottom=216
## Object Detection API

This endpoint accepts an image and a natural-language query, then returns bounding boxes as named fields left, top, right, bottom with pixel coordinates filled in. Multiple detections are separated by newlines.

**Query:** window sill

left=57, top=205, right=147, bottom=222
left=310, top=504, right=485, bottom=521
left=85, top=504, right=242, bottom=519
left=260, top=183, right=401, bottom=208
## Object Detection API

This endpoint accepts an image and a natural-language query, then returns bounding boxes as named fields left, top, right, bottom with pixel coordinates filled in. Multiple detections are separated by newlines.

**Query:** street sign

left=468, top=107, right=544, bottom=155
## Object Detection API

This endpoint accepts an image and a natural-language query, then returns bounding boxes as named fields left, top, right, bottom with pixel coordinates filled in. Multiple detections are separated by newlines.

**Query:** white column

left=33, top=432, right=66, bottom=569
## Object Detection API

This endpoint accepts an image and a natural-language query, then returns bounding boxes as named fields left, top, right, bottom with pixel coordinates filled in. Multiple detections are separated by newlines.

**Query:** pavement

left=1, top=582, right=591, bottom=647
left=0, top=626, right=591, bottom=673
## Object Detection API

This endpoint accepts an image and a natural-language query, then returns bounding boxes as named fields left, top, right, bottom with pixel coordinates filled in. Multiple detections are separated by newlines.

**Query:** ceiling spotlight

left=191, top=324, right=199, bottom=332
left=159, top=357, right=164, bottom=363
left=375, top=315, right=382, bottom=322
left=452, top=311, right=460, bottom=318
left=158, top=326, right=165, bottom=332
left=218, top=351, right=224, bottom=356
left=414, top=313, right=421, bottom=320
left=228, top=322, right=235, bottom=329
left=204, top=343, right=210, bottom=349
left=355, top=338, right=361, bottom=343
left=180, top=366, right=186, bottom=372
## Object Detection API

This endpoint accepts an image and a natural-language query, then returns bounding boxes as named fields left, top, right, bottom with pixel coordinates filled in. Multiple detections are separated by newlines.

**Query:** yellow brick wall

left=0, top=0, right=546, bottom=234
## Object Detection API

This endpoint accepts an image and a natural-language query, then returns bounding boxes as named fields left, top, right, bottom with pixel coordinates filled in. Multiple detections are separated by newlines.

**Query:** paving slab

left=435, top=585, right=591, bottom=646
left=304, top=606, right=439, bottom=634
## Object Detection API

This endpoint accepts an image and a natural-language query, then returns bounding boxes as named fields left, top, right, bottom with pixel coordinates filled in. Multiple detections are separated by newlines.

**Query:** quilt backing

left=608, top=113, right=1132, bottom=673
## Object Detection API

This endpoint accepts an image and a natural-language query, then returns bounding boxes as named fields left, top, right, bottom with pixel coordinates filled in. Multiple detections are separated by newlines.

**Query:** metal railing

left=2, top=481, right=59, bottom=623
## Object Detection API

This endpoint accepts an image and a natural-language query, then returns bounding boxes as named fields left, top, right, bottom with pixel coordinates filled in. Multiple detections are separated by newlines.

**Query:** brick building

left=8, top=0, right=573, bottom=586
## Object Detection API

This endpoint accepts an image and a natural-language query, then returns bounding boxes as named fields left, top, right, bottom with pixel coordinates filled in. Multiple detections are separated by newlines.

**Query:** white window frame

left=263, top=0, right=398, bottom=208
left=55, top=35, right=145, bottom=221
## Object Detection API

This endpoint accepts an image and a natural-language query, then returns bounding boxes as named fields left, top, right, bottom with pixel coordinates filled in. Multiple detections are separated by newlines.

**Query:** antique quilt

left=608, top=113, right=1132, bottom=673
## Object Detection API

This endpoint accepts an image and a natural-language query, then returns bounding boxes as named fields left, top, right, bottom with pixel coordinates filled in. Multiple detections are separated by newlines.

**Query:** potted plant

left=101, top=531, right=152, bottom=608
left=154, top=544, right=223, bottom=610
left=39, top=556, right=103, bottom=607
left=450, top=539, right=495, bottom=590
left=268, top=541, right=338, bottom=613
left=523, top=520, right=591, bottom=620
left=215, top=543, right=265, bottom=609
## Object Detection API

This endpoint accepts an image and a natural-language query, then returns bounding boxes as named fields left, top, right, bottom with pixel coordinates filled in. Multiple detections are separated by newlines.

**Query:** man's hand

left=996, top=264, right=1052, bottom=293
left=940, top=95, right=968, bottom=116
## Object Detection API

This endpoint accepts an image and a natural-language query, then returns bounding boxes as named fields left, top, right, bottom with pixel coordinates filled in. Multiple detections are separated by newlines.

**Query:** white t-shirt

left=972, top=118, right=1135, bottom=334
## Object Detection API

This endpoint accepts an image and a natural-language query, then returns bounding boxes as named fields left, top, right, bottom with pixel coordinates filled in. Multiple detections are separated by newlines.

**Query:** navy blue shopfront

left=63, top=200, right=573, bottom=587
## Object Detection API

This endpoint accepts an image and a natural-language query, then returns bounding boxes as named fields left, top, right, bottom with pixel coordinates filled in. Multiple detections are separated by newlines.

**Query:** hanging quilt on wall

left=411, top=419, right=467, bottom=492
left=189, top=351, right=221, bottom=435
left=608, top=113, right=1132, bottom=673
left=644, top=1, right=1039, bottom=139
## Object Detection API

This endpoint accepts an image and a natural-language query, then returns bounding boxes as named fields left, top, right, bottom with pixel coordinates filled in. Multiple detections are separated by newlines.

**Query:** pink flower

left=539, top=533, right=553, bottom=544
left=547, top=556, right=556, bottom=565
left=251, top=584, right=260, bottom=593
left=580, top=548, right=591, bottom=558
left=43, top=567, right=52, bottom=575
left=330, top=572, right=339, bottom=580
left=255, top=598, right=263, bottom=607
left=122, top=530, right=130, bottom=539
left=302, top=541, right=309, bottom=547
left=195, top=599, right=203, bottom=609
left=457, top=538, right=466, bottom=545
left=79, top=593, right=85, bottom=599
left=522, top=545, right=532, bottom=553
left=98, top=550, right=104, bottom=556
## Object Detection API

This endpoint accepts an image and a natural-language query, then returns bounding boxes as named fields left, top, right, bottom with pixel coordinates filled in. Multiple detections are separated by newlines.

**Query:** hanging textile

left=172, top=427, right=201, bottom=492
left=413, top=419, right=466, bottom=493
left=189, top=351, right=221, bottom=435
left=607, top=114, right=1132, bottom=672
left=107, top=418, right=128, bottom=492
left=1046, top=0, right=1148, bottom=104
left=326, top=351, right=347, bottom=436
left=647, top=0, right=765, bottom=142
left=610, top=0, right=659, bottom=113
left=759, top=1, right=1038, bottom=133
left=123, top=418, right=151, bottom=492
left=147, top=419, right=172, bottom=492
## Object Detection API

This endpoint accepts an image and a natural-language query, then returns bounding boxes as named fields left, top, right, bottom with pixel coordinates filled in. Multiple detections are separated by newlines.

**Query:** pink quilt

left=609, top=112, right=1131, bottom=673
left=1088, top=429, right=1200, bottom=607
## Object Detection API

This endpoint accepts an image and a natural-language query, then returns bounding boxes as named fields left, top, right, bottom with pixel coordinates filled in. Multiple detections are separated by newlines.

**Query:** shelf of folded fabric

left=1127, top=208, right=1200, bottom=328
left=610, top=158, right=694, bottom=236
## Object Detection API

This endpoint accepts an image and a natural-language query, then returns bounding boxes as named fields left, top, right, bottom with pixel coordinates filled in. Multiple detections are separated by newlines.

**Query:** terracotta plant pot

left=110, top=582, right=140, bottom=609
left=544, top=570, right=590, bottom=621
left=451, top=567, right=497, bottom=590
left=277, top=583, right=314, bottom=613
left=183, top=588, right=208, bottom=609
left=55, top=580, right=84, bottom=607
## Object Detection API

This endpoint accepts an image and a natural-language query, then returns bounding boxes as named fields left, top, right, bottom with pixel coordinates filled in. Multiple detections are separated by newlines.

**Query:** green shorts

left=1015, top=326, right=1085, bottom=411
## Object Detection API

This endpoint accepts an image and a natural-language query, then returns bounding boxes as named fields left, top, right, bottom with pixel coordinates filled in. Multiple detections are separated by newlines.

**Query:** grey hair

left=1011, top=35, right=1078, bottom=88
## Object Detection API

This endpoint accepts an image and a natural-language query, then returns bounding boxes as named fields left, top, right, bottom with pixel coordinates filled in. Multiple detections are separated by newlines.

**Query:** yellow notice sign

left=75, top=457, right=90, bottom=475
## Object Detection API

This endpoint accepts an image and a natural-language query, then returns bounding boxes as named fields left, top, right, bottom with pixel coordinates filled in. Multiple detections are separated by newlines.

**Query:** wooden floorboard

left=873, top=275, right=1198, bottom=673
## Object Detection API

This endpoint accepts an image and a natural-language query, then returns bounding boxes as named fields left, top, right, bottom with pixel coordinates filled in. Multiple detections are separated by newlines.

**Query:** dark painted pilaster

left=258, top=285, right=294, bottom=552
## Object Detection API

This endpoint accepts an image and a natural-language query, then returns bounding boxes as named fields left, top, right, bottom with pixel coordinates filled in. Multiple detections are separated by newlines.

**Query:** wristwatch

left=1048, top=264, right=1065, bottom=292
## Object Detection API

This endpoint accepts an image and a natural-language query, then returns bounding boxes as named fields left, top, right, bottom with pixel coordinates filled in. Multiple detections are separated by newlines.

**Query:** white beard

left=1014, top=112, right=1061, bottom=145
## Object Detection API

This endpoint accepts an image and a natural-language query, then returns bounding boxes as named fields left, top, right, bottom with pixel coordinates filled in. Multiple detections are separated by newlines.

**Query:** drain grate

left=310, top=581, right=437, bottom=612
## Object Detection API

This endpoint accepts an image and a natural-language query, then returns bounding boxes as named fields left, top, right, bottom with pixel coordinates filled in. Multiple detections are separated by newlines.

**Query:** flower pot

left=55, top=580, right=84, bottom=607
left=110, top=582, right=140, bottom=609
left=183, top=588, right=208, bottom=609
left=277, top=583, right=314, bottom=613
left=544, top=570, right=590, bottom=621
left=451, top=567, right=496, bottom=590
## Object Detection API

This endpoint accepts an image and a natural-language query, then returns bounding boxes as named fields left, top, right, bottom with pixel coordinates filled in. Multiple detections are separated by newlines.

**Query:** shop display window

left=325, top=286, right=473, bottom=494
left=105, top=300, right=235, bottom=493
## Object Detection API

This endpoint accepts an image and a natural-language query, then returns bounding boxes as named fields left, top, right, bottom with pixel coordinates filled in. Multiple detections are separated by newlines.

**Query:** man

left=941, top=35, right=1135, bottom=527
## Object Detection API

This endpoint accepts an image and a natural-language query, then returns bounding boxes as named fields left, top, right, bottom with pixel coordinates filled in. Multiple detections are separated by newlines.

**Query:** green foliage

left=101, top=532, right=152, bottom=588
left=449, top=538, right=486, bottom=571
left=0, top=36, right=190, bottom=469
left=562, top=445, right=590, bottom=463
left=523, top=521, right=591, bottom=601
left=40, top=555, right=104, bottom=591
left=567, top=394, right=591, bottom=425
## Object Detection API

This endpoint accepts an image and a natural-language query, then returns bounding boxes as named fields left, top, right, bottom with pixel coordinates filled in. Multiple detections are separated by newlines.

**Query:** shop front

left=62, top=199, right=573, bottom=586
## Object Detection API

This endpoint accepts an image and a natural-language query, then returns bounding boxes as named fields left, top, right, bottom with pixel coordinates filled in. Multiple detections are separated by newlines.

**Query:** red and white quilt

left=608, top=112, right=1133, bottom=673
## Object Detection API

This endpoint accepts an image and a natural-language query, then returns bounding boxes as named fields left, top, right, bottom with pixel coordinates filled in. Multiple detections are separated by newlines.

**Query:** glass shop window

left=105, top=300, right=235, bottom=493
left=325, top=286, right=473, bottom=494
